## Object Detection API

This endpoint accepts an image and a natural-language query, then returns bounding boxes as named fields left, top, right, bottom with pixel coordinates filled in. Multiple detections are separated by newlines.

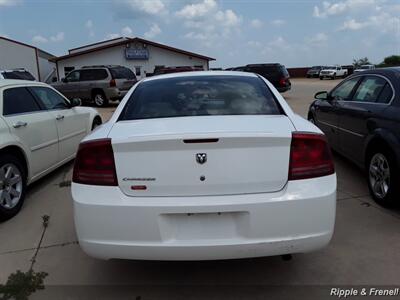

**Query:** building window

left=135, top=66, right=141, bottom=76
left=64, top=67, right=75, bottom=75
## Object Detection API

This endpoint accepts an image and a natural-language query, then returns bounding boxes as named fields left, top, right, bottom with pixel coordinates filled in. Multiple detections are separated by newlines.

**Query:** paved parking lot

left=1, top=78, right=399, bottom=299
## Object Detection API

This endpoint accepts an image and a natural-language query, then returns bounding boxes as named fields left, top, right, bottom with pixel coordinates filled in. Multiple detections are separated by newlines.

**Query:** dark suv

left=308, top=67, right=400, bottom=207
left=52, top=65, right=137, bottom=107
left=307, top=66, right=325, bottom=78
left=241, top=64, right=291, bottom=92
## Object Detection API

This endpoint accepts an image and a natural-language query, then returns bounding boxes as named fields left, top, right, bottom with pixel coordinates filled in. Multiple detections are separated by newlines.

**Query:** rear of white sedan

left=72, top=72, right=336, bottom=260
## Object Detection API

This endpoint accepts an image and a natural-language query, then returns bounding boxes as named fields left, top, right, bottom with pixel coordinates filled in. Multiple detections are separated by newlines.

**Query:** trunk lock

left=200, top=175, right=206, bottom=182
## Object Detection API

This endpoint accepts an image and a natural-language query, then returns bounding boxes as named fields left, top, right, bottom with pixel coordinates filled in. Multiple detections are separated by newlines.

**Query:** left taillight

left=72, top=138, right=118, bottom=186
left=279, top=78, right=287, bottom=87
left=109, top=79, right=116, bottom=87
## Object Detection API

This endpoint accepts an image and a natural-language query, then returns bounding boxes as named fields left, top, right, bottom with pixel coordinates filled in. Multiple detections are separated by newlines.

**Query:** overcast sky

left=0, top=0, right=399, bottom=68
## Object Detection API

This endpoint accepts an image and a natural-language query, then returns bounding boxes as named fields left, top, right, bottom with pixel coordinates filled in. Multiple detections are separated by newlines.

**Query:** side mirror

left=61, top=77, right=67, bottom=83
left=70, top=98, right=81, bottom=107
left=315, top=91, right=329, bottom=100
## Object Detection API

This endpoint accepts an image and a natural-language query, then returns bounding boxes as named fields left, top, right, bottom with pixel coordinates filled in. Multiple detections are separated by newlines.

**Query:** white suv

left=0, top=80, right=101, bottom=220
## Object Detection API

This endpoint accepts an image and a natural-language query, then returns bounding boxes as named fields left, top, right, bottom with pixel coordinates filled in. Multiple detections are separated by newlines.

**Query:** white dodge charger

left=72, top=71, right=336, bottom=261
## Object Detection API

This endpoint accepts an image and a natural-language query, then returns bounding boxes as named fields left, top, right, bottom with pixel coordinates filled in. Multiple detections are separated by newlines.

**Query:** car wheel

left=93, top=92, right=109, bottom=108
left=0, top=155, right=26, bottom=221
left=367, top=149, right=398, bottom=207
left=91, top=117, right=102, bottom=130
left=343, top=72, right=348, bottom=78
left=319, top=77, right=323, bottom=80
left=332, top=74, right=336, bottom=80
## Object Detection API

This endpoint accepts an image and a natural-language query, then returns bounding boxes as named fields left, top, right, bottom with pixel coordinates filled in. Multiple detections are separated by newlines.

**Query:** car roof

left=142, top=71, right=259, bottom=82
left=352, top=67, right=400, bottom=76
left=0, top=79, right=47, bottom=88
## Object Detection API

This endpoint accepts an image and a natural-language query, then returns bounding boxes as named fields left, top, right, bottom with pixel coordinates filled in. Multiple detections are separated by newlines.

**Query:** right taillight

left=289, top=132, right=334, bottom=180
left=109, top=79, right=116, bottom=87
left=72, top=138, right=118, bottom=186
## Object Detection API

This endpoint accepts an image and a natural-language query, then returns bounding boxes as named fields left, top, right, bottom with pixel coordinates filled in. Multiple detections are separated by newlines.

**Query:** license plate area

left=158, top=212, right=249, bottom=242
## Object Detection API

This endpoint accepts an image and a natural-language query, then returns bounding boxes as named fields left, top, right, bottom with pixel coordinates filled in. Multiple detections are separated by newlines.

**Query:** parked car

left=52, top=65, right=137, bottom=107
left=354, top=64, right=376, bottom=73
left=153, top=66, right=204, bottom=76
left=308, top=68, right=400, bottom=207
left=319, top=66, right=348, bottom=80
left=307, top=66, right=325, bottom=78
left=72, top=71, right=336, bottom=261
left=0, top=69, right=36, bottom=81
left=0, top=80, right=101, bottom=220
left=240, top=64, right=291, bottom=93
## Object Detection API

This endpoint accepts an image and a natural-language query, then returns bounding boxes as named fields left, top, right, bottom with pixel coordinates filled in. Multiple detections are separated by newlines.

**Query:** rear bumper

left=72, top=174, right=336, bottom=260
left=277, top=85, right=291, bottom=93
left=106, top=88, right=128, bottom=100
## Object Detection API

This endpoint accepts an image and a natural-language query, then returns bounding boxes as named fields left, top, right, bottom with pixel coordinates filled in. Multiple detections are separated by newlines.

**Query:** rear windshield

left=110, top=67, right=136, bottom=80
left=2, top=71, right=35, bottom=80
left=119, top=75, right=282, bottom=121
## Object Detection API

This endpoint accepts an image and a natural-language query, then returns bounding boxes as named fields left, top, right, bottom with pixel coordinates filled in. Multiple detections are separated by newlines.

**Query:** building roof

left=0, top=36, right=55, bottom=58
left=51, top=37, right=215, bottom=62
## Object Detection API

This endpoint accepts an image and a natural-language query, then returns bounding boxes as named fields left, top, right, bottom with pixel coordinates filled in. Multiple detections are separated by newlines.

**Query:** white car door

left=1, top=86, right=59, bottom=177
left=29, top=86, right=88, bottom=161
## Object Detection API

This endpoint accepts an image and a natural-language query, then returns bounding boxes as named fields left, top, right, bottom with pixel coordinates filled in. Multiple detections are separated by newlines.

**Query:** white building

left=0, top=36, right=56, bottom=82
left=52, top=37, right=215, bottom=80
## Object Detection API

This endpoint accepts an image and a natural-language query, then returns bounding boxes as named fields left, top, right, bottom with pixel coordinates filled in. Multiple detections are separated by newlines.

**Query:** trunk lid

left=108, top=115, right=294, bottom=197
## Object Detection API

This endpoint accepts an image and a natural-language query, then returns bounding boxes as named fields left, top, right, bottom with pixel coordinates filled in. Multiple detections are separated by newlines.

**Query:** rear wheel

left=319, top=77, right=323, bottom=80
left=93, top=91, right=108, bottom=107
left=367, top=149, right=399, bottom=207
left=332, top=74, right=336, bottom=80
left=0, top=155, right=26, bottom=221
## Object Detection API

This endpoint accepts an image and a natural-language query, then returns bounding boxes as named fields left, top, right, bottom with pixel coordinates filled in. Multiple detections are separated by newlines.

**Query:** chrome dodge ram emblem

left=196, top=153, right=207, bottom=164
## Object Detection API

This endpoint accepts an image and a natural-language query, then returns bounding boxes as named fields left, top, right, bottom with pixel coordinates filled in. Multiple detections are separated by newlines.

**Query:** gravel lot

left=1, top=78, right=399, bottom=299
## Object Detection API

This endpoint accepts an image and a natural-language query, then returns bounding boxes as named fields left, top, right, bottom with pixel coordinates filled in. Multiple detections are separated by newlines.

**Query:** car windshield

left=119, top=75, right=282, bottom=120
left=360, top=66, right=371, bottom=69
left=2, top=71, right=35, bottom=80
left=110, top=67, right=136, bottom=80
left=325, top=66, right=336, bottom=69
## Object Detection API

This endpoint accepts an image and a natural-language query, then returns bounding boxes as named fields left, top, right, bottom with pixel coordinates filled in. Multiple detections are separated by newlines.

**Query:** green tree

left=383, top=55, right=400, bottom=66
left=353, top=57, right=371, bottom=68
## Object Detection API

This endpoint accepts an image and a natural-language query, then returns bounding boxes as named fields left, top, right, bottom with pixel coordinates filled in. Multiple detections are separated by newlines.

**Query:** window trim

left=2, top=86, right=45, bottom=116
left=332, top=74, right=395, bottom=105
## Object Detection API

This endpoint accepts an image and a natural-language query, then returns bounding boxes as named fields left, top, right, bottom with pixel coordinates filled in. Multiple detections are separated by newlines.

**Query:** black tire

left=366, top=148, right=399, bottom=207
left=332, top=74, right=336, bottom=80
left=91, top=117, right=102, bottom=130
left=319, top=77, right=323, bottom=80
left=0, top=154, right=26, bottom=222
left=343, top=72, right=348, bottom=78
left=92, top=91, right=109, bottom=108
